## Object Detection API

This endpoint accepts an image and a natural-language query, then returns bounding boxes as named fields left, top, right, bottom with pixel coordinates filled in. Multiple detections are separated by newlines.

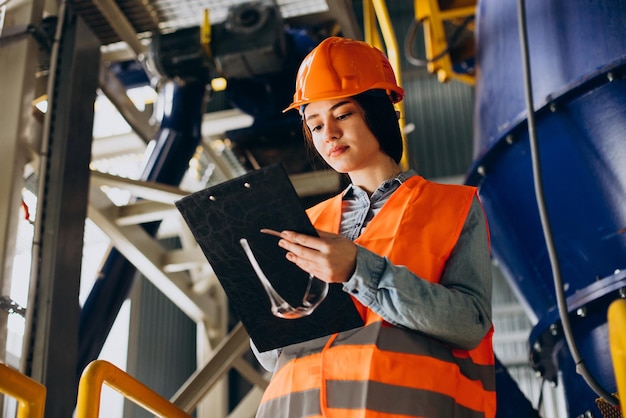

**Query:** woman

left=252, top=36, right=496, bottom=418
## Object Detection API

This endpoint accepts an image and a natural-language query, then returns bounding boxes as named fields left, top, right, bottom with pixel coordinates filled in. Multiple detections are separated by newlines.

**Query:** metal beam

left=87, top=186, right=217, bottom=323
left=91, top=131, right=146, bottom=160
left=27, top=8, right=100, bottom=416
left=113, top=200, right=178, bottom=226
left=161, top=247, right=207, bottom=273
left=90, top=170, right=189, bottom=203
left=98, top=64, right=156, bottom=143
left=90, top=0, right=146, bottom=57
left=170, top=323, right=261, bottom=413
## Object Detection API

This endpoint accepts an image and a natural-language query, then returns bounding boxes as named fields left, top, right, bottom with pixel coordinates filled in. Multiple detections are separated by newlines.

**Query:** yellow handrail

left=76, top=360, right=192, bottom=418
left=608, top=298, right=626, bottom=407
left=363, top=0, right=410, bottom=171
left=414, top=0, right=476, bottom=85
left=0, top=363, right=46, bottom=418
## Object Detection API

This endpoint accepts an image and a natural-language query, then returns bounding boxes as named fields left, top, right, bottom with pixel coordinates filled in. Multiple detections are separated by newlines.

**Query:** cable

left=516, top=0, right=620, bottom=408
left=404, top=15, right=474, bottom=67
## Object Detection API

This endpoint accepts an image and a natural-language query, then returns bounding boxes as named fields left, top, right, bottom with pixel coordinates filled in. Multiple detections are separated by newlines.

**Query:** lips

left=328, top=145, right=348, bottom=158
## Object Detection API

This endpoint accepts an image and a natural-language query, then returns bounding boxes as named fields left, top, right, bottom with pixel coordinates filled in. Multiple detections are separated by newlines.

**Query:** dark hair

left=301, top=90, right=404, bottom=164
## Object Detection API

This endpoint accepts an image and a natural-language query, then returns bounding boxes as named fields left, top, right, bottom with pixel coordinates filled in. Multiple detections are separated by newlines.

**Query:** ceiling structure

left=78, top=0, right=364, bottom=67
left=86, top=0, right=364, bottom=187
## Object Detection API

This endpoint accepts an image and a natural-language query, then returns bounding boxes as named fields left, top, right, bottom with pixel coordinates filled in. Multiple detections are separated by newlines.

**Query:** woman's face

left=303, top=98, right=384, bottom=174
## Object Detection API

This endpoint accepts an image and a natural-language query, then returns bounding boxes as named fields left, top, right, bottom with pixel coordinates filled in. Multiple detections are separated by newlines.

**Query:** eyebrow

left=305, top=100, right=352, bottom=122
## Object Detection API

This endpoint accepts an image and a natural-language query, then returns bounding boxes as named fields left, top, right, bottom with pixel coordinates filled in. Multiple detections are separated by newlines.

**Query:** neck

left=349, top=159, right=402, bottom=195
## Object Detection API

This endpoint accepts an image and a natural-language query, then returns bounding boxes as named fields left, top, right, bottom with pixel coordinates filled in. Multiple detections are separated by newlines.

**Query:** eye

left=336, top=112, right=351, bottom=121
left=309, top=123, right=322, bottom=132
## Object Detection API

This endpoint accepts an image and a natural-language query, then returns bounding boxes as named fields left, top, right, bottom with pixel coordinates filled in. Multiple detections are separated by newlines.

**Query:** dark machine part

left=151, top=25, right=214, bottom=83
left=212, top=1, right=287, bottom=79
left=150, top=1, right=286, bottom=82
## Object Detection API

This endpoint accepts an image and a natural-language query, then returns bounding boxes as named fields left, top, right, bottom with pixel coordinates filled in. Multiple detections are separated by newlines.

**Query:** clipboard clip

left=239, top=238, right=329, bottom=319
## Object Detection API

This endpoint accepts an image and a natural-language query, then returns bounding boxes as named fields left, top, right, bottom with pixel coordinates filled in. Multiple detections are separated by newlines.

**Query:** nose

left=322, top=119, right=340, bottom=141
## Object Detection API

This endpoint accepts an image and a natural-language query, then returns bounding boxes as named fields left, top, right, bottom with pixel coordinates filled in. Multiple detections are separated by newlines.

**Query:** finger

left=260, top=228, right=283, bottom=238
left=285, top=252, right=330, bottom=282
left=280, top=230, right=323, bottom=249
left=280, top=239, right=321, bottom=261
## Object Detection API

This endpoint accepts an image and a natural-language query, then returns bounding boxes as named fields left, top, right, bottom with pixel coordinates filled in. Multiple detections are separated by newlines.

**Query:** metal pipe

left=367, top=0, right=410, bottom=171
left=0, top=363, right=46, bottom=418
left=76, top=360, right=191, bottom=418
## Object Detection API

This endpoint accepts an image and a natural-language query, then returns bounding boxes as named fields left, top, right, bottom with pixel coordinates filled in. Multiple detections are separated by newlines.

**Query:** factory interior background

left=1, top=0, right=625, bottom=417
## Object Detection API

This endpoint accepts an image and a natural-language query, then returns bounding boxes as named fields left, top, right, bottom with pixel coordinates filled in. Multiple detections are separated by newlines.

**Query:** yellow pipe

left=362, top=0, right=382, bottom=50
left=608, top=299, right=626, bottom=407
left=369, top=0, right=410, bottom=171
left=415, top=0, right=476, bottom=85
left=201, top=9, right=212, bottom=57
left=76, top=360, right=192, bottom=418
left=0, top=363, right=46, bottom=418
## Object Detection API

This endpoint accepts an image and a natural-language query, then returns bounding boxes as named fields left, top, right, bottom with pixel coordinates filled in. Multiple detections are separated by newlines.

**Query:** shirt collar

left=342, top=169, right=418, bottom=199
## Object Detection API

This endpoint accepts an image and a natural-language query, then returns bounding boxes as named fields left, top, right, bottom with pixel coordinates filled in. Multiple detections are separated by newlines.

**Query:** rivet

left=607, top=72, right=614, bottom=82
left=208, top=195, right=216, bottom=201
left=477, top=166, right=486, bottom=176
left=505, top=135, right=514, bottom=144
left=576, top=307, right=587, bottom=318
left=244, top=182, right=251, bottom=188
left=550, top=323, right=558, bottom=336
left=549, top=103, right=557, bottom=112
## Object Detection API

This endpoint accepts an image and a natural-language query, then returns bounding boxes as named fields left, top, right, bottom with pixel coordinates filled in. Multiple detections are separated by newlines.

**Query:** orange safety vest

left=256, top=176, right=496, bottom=418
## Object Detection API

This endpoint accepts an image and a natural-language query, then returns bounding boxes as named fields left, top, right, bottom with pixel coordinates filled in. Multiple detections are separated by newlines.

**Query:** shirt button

left=351, top=289, right=359, bottom=294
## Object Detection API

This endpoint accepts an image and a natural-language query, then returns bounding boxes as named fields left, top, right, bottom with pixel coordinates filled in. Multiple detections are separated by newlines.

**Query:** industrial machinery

left=466, top=0, right=626, bottom=416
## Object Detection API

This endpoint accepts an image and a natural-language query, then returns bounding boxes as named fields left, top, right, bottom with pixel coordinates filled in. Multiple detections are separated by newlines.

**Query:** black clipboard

left=175, top=163, right=364, bottom=352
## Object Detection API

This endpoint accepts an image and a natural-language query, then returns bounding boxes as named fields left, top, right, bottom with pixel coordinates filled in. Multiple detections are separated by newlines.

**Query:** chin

left=326, top=162, right=351, bottom=174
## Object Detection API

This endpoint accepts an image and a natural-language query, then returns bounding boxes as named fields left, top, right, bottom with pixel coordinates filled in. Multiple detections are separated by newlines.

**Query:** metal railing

left=76, top=359, right=192, bottom=418
left=0, top=363, right=46, bottom=418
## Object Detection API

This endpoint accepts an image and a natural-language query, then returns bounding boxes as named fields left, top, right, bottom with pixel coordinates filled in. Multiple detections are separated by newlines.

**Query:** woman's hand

left=262, top=229, right=357, bottom=283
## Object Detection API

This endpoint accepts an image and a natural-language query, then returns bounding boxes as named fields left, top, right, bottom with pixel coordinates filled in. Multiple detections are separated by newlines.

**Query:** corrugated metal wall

left=124, top=238, right=197, bottom=418
left=403, top=76, right=474, bottom=178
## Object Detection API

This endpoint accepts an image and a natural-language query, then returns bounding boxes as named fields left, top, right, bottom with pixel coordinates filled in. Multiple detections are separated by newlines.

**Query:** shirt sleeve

left=250, top=339, right=280, bottom=372
left=341, top=196, right=493, bottom=350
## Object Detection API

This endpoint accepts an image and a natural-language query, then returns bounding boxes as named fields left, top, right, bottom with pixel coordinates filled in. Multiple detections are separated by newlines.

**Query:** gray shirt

left=252, top=170, right=493, bottom=372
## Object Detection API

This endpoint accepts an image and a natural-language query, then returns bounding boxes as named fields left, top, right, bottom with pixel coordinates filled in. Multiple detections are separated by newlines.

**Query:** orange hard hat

left=283, top=36, right=405, bottom=113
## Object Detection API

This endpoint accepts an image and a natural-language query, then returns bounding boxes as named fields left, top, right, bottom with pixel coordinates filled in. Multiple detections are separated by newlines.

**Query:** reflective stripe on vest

left=257, top=177, right=496, bottom=418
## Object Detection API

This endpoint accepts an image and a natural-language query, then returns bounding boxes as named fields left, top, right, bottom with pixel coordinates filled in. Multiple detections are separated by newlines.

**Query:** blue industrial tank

left=468, top=0, right=626, bottom=416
